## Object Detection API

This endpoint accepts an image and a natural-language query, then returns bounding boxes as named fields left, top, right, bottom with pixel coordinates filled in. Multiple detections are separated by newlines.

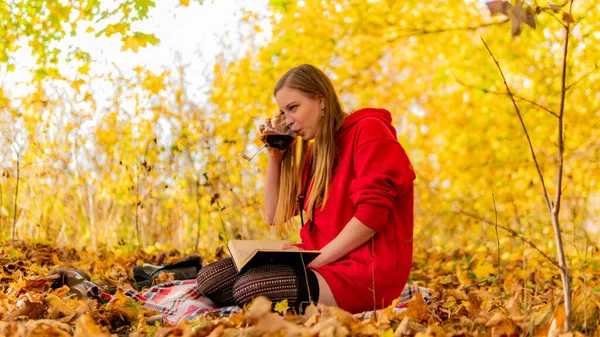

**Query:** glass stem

left=249, top=144, right=268, bottom=161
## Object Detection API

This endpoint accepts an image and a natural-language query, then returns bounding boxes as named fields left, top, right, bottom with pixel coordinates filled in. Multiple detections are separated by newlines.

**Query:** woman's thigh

left=312, top=270, right=338, bottom=307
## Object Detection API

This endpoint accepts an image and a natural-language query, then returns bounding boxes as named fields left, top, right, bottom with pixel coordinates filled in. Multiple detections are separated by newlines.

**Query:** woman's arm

left=264, top=153, right=284, bottom=225
left=307, top=217, right=375, bottom=268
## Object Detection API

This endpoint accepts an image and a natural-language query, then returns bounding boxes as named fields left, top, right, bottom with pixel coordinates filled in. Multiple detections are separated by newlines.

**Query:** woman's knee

left=195, top=258, right=237, bottom=295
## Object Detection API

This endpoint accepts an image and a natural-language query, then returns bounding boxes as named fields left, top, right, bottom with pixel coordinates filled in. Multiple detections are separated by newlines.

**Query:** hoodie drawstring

left=297, top=160, right=315, bottom=231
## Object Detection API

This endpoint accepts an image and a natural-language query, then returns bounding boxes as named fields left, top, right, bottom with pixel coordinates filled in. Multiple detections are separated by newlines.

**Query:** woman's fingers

left=281, top=243, right=301, bottom=251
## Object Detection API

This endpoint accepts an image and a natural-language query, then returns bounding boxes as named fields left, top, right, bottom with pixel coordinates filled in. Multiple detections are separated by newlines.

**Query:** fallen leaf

left=25, top=319, right=72, bottom=337
left=318, top=304, right=356, bottom=327
left=425, top=324, right=446, bottom=337
left=350, top=320, right=380, bottom=336
left=394, top=317, right=427, bottom=337
left=46, top=294, right=76, bottom=322
left=274, top=299, right=289, bottom=314
left=486, top=312, right=517, bottom=337
left=5, top=296, right=45, bottom=320
left=74, top=314, right=111, bottom=337
left=405, top=292, right=430, bottom=324
left=244, top=296, right=272, bottom=322
left=505, top=292, right=524, bottom=321
left=206, top=324, right=224, bottom=337
left=486, top=312, right=508, bottom=327
left=547, top=305, right=566, bottom=337
left=308, top=317, right=349, bottom=337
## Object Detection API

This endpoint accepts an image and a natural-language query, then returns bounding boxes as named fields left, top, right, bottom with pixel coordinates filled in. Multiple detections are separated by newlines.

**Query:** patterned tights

left=196, top=258, right=319, bottom=313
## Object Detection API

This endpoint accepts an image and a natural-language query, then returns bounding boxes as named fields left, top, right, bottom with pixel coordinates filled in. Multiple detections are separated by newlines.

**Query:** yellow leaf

left=382, top=327, right=394, bottom=337
left=142, top=72, right=167, bottom=95
left=121, top=33, right=160, bottom=52
left=74, top=314, right=111, bottom=337
left=46, top=294, right=76, bottom=323
left=473, top=264, right=495, bottom=280
left=274, top=299, right=289, bottom=314
left=104, top=23, right=126, bottom=38
left=77, top=63, right=90, bottom=75
left=180, top=0, right=190, bottom=6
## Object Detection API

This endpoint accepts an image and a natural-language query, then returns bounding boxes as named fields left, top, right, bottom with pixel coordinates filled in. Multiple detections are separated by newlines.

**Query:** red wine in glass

left=238, top=115, right=296, bottom=173
left=264, top=134, right=295, bottom=150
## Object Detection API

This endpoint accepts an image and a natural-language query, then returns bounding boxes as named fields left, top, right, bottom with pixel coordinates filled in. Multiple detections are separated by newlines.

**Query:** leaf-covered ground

left=0, top=241, right=598, bottom=337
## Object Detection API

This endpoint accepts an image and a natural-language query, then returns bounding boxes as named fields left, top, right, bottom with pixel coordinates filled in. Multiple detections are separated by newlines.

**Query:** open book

left=227, top=240, right=321, bottom=273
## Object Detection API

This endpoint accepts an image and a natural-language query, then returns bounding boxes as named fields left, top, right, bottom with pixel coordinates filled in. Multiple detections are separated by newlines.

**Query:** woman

left=197, top=64, right=415, bottom=314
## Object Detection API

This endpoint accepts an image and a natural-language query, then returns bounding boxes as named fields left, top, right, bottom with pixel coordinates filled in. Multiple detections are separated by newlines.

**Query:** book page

left=228, top=240, right=288, bottom=270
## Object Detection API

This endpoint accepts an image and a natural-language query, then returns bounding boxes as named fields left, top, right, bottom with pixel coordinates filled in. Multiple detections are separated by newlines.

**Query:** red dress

left=296, top=108, right=415, bottom=313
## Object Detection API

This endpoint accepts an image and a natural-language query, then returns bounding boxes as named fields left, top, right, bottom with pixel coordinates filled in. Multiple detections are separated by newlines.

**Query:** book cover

left=227, top=240, right=320, bottom=273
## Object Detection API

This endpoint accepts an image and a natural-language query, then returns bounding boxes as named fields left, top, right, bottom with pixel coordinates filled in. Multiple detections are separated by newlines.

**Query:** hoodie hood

left=338, top=108, right=396, bottom=137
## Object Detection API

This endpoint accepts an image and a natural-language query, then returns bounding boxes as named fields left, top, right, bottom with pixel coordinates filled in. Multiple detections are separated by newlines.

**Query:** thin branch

left=566, top=64, right=598, bottom=91
left=381, top=19, right=510, bottom=46
left=552, top=1, right=574, bottom=330
left=371, top=236, right=376, bottom=318
left=454, top=76, right=559, bottom=118
left=407, top=19, right=510, bottom=35
left=10, top=144, right=19, bottom=249
left=555, top=16, right=570, bottom=216
left=492, top=193, right=502, bottom=304
left=462, top=277, right=495, bottom=291
left=457, top=208, right=561, bottom=269
left=544, top=11, right=568, bottom=28
left=480, top=37, right=554, bottom=213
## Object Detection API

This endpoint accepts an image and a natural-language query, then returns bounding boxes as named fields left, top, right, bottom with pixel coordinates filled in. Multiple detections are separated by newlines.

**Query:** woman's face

left=275, top=86, right=324, bottom=141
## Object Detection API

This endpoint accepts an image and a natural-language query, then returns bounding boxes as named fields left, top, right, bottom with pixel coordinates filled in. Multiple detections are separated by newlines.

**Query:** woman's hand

left=281, top=242, right=302, bottom=251
left=260, top=118, right=295, bottom=159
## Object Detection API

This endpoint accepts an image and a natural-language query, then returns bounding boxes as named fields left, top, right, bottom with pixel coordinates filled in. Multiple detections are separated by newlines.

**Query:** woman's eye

left=290, top=105, right=297, bottom=111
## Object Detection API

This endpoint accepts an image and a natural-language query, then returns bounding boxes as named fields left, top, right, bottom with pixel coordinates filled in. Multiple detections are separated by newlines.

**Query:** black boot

left=133, top=254, right=202, bottom=290
left=49, top=268, right=105, bottom=300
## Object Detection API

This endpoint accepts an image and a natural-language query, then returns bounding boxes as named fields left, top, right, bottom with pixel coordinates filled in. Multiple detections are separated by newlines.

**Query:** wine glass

left=238, top=115, right=296, bottom=173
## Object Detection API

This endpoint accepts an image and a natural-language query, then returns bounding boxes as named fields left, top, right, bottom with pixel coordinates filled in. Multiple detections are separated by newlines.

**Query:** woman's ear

left=316, top=92, right=326, bottom=109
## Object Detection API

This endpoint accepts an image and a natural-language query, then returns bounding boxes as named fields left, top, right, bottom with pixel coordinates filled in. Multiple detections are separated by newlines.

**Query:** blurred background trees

left=0, top=0, right=598, bottom=265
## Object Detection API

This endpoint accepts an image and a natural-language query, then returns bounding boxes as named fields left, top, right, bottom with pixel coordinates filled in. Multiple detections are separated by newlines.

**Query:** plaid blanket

left=119, top=280, right=432, bottom=325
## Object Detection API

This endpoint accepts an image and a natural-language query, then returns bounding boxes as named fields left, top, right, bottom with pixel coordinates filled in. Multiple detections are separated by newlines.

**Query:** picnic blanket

left=118, top=280, right=432, bottom=325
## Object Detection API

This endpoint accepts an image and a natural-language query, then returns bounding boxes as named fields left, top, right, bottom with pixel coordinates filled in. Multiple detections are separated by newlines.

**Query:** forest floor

left=0, top=241, right=598, bottom=337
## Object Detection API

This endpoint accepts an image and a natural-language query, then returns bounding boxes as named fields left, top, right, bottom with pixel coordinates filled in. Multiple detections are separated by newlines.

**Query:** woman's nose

left=283, top=115, right=294, bottom=126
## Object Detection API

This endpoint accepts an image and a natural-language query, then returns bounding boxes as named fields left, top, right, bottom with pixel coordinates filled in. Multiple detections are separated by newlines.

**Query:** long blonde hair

left=272, top=64, right=346, bottom=231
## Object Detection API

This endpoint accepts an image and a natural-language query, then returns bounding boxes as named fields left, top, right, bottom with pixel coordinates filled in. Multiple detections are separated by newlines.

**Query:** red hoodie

left=297, top=108, right=415, bottom=313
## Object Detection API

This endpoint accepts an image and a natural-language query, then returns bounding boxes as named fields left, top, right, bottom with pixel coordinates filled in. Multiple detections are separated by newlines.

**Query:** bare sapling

left=476, top=0, right=577, bottom=330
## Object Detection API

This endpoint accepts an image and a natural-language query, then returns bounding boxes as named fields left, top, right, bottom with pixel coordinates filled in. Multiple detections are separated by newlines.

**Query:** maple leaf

left=473, top=264, right=495, bottom=279
left=486, top=1, right=512, bottom=16
left=121, top=32, right=160, bottom=52
left=405, top=292, right=430, bottom=324
left=487, top=0, right=536, bottom=37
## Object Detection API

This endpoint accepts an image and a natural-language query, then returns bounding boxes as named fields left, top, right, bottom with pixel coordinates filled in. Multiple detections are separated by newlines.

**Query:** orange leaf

left=405, top=292, right=430, bottom=324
